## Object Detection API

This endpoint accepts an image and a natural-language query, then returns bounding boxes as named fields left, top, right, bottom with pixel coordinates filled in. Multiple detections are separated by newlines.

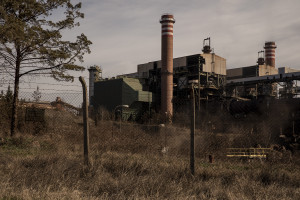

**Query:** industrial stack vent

left=257, top=50, right=265, bottom=65
left=202, top=37, right=212, bottom=53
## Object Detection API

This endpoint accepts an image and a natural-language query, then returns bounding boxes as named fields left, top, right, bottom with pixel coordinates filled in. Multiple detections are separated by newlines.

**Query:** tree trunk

left=10, top=59, right=20, bottom=137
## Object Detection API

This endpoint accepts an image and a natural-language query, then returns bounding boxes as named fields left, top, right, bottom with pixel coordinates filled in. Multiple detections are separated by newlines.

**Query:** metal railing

left=226, top=148, right=272, bottom=158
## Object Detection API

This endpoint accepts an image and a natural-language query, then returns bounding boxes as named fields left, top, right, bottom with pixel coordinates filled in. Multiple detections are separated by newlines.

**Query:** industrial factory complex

left=88, top=14, right=299, bottom=150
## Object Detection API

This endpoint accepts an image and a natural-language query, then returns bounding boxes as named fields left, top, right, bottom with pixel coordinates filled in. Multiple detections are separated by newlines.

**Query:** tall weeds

left=0, top=117, right=299, bottom=199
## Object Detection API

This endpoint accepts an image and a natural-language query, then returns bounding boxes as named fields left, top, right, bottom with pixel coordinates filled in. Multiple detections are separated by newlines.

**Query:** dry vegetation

left=0, top=113, right=300, bottom=199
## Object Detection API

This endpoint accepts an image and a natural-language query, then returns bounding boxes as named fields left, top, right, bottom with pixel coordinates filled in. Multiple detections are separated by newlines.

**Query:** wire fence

left=0, top=91, right=82, bottom=135
left=0, top=84, right=299, bottom=163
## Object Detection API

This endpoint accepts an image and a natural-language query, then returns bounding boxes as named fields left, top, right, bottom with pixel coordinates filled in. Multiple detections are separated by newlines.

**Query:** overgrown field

left=0, top=118, right=299, bottom=199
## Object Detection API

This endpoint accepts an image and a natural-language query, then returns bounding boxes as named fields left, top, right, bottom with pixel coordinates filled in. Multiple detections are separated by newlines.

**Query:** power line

left=0, top=86, right=82, bottom=93
left=0, top=72, right=90, bottom=79
left=19, top=88, right=81, bottom=92
left=0, top=81, right=82, bottom=87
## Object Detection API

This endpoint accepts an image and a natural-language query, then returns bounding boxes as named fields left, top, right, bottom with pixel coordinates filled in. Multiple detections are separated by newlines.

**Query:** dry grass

left=0, top=118, right=299, bottom=199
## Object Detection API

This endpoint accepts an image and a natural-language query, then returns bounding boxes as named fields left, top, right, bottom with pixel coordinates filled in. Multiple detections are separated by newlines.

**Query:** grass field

left=0, top=119, right=299, bottom=199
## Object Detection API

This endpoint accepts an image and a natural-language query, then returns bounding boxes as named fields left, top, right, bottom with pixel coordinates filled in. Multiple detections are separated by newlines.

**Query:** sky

left=78, top=0, right=300, bottom=76
left=1, top=0, right=300, bottom=100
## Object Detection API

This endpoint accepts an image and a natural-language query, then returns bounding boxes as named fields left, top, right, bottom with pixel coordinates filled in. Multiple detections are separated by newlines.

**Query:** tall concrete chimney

left=160, top=14, right=175, bottom=117
left=264, top=41, right=276, bottom=68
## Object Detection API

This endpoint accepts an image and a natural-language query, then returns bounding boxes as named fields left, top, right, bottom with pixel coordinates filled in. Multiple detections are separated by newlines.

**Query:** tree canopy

left=0, top=0, right=92, bottom=81
left=0, top=0, right=92, bottom=136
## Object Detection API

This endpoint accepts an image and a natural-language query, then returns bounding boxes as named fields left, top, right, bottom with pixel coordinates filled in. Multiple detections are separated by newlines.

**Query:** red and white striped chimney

left=160, top=14, right=175, bottom=117
left=264, top=41, right=277, bottom=68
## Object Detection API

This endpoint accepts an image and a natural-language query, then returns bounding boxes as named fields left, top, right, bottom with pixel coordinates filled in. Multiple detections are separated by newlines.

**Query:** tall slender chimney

left=264, top=41, right=276, bottom=68
left=160, top=14, right=175, bottom=117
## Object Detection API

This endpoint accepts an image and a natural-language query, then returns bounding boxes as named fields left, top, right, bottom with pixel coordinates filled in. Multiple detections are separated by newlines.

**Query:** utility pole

left=79, top=76, right=90, bottom=167
left=292, top=112, right=295, bottom=135
left=148, top=91, right=151, bottom=121
left=190, top=84, right=195, bottom=175
left=198, top=56, right=201, bottom=112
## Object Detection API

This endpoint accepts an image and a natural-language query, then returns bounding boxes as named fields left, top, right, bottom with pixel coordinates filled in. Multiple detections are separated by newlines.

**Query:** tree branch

left=0, top=52, right=16, bottom=67
left=19, top=63, right=62, bottom=78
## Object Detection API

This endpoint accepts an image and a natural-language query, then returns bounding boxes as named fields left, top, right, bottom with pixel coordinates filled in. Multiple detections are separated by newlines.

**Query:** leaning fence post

left=79, top=76, right=90, bottom=167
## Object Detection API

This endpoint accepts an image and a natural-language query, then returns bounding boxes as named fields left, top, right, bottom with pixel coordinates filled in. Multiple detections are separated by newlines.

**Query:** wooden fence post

left=79, top=76, right=90, bottom=167
left=190, top=84, right=195, bottom=175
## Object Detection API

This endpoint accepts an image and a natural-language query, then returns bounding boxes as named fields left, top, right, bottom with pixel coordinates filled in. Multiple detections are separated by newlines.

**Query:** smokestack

left=264, top=41, right=276, bottom=68
left=160, top=14, right=175, bottom=117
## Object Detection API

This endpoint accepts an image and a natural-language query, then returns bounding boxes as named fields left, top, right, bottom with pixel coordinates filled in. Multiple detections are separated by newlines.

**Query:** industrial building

left=89, top=17, right=300, bottom=118
left=90, top=15, right=225, bottom=120
left=88, top=14, right=300, bottom=150
left=93, top=77, right=153, bottom=120
left=89, top=15, right=299, bottom=122
left=226, top=41, right=300, bottom=99
left=90, top=37, right=227, bottom=119
left=88, top=14, right=300, bottom=119
left=226, top=42, right=279, bottom=98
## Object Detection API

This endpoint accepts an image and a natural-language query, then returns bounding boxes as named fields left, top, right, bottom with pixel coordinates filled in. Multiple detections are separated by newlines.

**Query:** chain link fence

left=0, top=91, right=82, bottom=134
left=0, top=88, right=299, bottom=161
left=0, top=86, right=299, bottom=199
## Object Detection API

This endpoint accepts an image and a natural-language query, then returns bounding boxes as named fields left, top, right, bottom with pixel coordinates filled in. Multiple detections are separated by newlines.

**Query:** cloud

left=2, top=0, right=300, bottom=94
left=73, top=0, right=300, bottom=76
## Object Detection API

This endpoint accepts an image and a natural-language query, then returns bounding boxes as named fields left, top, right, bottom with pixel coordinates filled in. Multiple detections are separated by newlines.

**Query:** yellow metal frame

left=226, top=148, right=271, bottom=158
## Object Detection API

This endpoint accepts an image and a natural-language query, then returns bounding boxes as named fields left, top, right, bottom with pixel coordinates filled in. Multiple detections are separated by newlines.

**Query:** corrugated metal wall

left=94, top=78, right=153, bottom=112
left=94, top=79, right=123, bottom=111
